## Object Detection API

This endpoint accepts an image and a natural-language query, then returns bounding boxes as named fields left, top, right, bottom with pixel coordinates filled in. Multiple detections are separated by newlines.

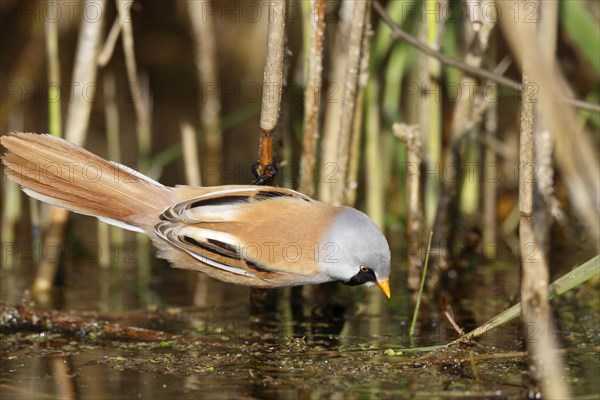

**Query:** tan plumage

left=1, top=133, right=391, bottom=296
left=1, top=132, right=174, bottom=231
left=154, top=188, right=340, bottom=287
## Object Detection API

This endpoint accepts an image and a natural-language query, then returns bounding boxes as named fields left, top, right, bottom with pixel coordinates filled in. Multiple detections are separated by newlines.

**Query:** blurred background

left=0, top=0, right=598, bottom=312
left=0, top=0, right=599, bottom=398
left=1, top=0, right=598, bottom=309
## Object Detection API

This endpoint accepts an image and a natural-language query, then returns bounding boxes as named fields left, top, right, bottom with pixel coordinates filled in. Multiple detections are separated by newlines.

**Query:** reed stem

left=409, top=231, right=433, bottom=339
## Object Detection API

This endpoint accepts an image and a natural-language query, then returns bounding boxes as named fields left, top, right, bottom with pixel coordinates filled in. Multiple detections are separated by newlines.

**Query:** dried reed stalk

left=333, top=0, right=370, bottom=206
left=255, top=0, right=287, bottom=182
left=298, top=0, right=326, bottom=197
left=188, top=0, right=223, bottom=186
left=180, top=122, right=201, bottom=187
left=393, top=123, right=424, bottom=292
left=318, top=0, right=353, bottom=204
left=514, top=4, right=570, bottom=396
left=33, top=0, right=107, bottom=295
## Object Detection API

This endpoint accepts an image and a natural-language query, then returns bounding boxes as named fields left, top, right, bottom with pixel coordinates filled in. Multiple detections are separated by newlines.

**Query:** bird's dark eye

left=360, top=265, right=369, bottom=273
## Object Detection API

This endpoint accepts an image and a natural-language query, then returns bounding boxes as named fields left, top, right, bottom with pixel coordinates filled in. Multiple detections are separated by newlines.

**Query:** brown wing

left=154, top=186, right=321, bottom=284
left=162, top=185, right=312, bottom=222
left=155, top=221, right=281, bottom=281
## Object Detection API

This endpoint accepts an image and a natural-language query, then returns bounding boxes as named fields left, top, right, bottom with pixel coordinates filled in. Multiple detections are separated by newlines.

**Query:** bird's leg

left=251, top=157, right=278, bottom=185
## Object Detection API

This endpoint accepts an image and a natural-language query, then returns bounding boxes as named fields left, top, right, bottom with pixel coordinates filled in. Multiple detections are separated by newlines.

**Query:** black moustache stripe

left=344, top=269, right=376, bottom=286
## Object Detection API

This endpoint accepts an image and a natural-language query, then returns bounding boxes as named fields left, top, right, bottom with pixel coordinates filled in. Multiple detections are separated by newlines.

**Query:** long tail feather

left=1, top=132, right=175, bottom=232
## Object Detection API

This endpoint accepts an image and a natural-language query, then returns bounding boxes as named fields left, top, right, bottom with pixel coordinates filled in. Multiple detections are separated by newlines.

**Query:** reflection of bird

left=2, top=133, right=391, bottom=297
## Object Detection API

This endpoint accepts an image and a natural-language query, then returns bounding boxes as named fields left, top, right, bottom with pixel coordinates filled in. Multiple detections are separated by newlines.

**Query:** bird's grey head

left=320, top=207, right=391, bottom=294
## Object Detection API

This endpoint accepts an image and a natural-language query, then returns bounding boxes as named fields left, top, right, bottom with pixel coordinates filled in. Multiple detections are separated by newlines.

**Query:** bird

left=1, top=133, right=391, bottom=298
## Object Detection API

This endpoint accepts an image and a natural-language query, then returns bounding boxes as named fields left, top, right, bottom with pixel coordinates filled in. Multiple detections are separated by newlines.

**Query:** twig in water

left=441, top=296, right=465, bottom=336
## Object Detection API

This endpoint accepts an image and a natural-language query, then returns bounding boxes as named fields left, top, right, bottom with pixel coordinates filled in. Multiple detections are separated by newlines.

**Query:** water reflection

left=1, top=244, right=598, bottom=398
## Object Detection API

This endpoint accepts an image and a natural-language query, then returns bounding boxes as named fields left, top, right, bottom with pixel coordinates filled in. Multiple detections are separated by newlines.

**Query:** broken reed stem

left=442, top=300, right=465, bottom=336
left=256, top=0, right=287, bottom=180
left=298, top=0, right=326, bottom=197
left=334, top=0, right=369, bottom=206
left=33, top=0, right=106, bottom=296
left=393, top=123, right=424, bottom=292
left=188, top=0, right=223, bottom=186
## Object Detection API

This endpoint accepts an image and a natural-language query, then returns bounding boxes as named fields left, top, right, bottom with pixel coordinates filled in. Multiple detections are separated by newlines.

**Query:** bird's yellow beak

left=376, top=280, right=391, bottom=299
